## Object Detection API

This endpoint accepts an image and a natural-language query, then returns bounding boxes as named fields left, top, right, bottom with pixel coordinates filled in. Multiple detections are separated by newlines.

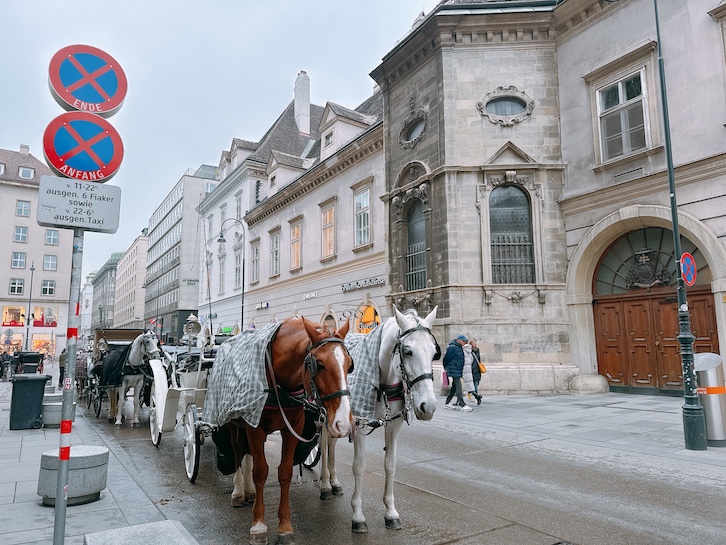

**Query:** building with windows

left=92, top=253, right=122, bottom=330
left=199, top=71, right=387, bottom=339
left=80, top=273, right=95, bottom=349
left=0, top=145, right=73, bottom=356
left=145, top=165, right=217, bottom=344
left=114, top=232, right=148, bottom=329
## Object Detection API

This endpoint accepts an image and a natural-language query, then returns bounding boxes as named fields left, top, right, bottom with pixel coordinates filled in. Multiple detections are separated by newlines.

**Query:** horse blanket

left=344, top=325, right=384, bottom=420
left=97, top=345, right=132, bottom=388
left=202, top=322, right=282, bottom=429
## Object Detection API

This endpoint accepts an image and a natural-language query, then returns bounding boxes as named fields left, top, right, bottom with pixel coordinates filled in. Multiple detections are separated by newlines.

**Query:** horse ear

left=393, top=306, right=410, bottom=333
left=423, top=305, right=438, bottom=329
left=336, top=318, right=350, bottom=339
left=301, top=316, right=321, bottom=341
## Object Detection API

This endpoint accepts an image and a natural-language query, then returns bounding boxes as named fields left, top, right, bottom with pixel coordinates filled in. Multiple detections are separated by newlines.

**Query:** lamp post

left=607, top=0, right=706, bottom=449
left=24, top=262, right=35, bottom=350
left=217, top=218, right=246, bottom=333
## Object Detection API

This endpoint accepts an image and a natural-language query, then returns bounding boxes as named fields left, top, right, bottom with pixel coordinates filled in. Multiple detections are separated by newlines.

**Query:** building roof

left=0, top=145, right=52, bottom=186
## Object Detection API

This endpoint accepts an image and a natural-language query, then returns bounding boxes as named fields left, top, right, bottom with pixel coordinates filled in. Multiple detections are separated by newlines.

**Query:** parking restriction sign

left=48, top=44, right=127, bottom=118
left=681, top=252, right=697, bottom=287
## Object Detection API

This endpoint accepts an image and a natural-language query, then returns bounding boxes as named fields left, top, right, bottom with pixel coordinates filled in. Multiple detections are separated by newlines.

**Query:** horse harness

left=267, top=336, right=353, bottom=443
left=361, top=324, right=440, bottom=433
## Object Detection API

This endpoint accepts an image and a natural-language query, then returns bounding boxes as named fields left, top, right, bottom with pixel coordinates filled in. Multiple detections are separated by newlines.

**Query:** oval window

left=405, top=117, right=426, bottom=141
left=485, top=96, right=527, bottom=116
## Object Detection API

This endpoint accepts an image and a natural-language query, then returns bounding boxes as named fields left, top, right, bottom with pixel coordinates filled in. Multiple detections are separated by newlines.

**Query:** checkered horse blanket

left=201, top=322, right=282, bottom=429
left=344, top=324, right=385, bottom=420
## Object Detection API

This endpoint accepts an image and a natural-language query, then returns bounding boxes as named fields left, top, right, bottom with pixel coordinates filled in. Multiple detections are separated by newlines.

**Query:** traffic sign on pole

left=43, top=112, right=124, bottom=181
left=681, top=252, right=697, bottom=287
left=48, top=44, right=127, bottom=118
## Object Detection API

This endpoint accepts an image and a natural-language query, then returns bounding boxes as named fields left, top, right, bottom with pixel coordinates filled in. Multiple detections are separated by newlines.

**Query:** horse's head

left=302, top=317, right=354, bottom=439
left=140, top=331, right=161, bottom=358
left=393, top=305, right=439, bottom=420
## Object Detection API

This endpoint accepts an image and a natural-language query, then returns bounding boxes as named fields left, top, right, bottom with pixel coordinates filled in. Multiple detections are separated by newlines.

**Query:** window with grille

left=490, top=186, right=534, bottom=284
left=405, top=200, right=427, bottom=291
left=290, top=223, right=301, bottom=270
left=251, top=243, right=259, bottom=283
left=234, top=251, right=241, bottom=288
left=43, top=255, right=57, bottom=271
left=598, top=71, right=646, bottom=161
left=16, top=200, right=30, bottom=217
left=42, top=280, right=56, bottom=296
left=11, top=252, right=26, bottom=269
left=10, top=278, right=24, bottom=295
left=270, top=233, right=280, bottom=276
left=45, top=229, right=59, bottom=245
left=354, top=189, right=370, bottom=247
left=321, top=205, right=335, bottom=259
left=14, top=226, right=28, bottom=243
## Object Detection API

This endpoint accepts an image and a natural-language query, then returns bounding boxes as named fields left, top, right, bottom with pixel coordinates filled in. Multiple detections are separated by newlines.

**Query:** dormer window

left=19, top=166, right=34, bottom=179
left=324, top=131, right=334, bottom=147
left=270, top=175, right=276, bottom=188
left=0, top=163, right=5, bottom=175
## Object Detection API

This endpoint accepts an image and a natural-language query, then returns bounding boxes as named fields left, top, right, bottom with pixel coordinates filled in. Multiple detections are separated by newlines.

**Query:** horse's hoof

left=332, top=484, right=344, bottom=496
left=108, top=418, right=114, bottom=423
left=275, top=532, right=295, bottom=545
left=249, top=530, right=268, bottom=545
left=385, top=517, right=402, bottom=530
left=132, top=422, right=140, bottom=429
left=231, top=495, right=247, bottom=508
left=320, top=489, right=333, bottom=500
left=352, top=521, right=368, bottom=534
left=114, top=423, right=122, bottom=429
left=245, top=492, right=256, bottom=503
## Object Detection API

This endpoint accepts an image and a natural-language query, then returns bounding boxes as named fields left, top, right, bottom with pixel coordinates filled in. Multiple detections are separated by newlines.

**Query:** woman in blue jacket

left=443, top=335, right=472, bottom=412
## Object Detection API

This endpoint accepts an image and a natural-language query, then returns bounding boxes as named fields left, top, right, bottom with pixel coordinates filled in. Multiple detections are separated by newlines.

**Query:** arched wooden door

left=593, top=228, right=719, bottom=394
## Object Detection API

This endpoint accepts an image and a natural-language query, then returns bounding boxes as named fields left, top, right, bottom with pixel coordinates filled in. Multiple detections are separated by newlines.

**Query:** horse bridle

left=362, top=323, right=439, bottom=433
left=267, top=336, right=353, bottom=443
left=394, top=325, right=439, bottom=391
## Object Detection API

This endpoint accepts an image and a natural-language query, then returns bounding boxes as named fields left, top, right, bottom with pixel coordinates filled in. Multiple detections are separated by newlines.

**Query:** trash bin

left=9, top=374, right=51, bottom=430
left=694, top=352, right=726, bottom=447
left=18, top=351, right=42, bottom=373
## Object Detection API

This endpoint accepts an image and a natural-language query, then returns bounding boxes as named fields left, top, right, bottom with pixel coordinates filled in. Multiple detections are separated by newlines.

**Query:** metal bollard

left=694, top=353, right=726, bottom=447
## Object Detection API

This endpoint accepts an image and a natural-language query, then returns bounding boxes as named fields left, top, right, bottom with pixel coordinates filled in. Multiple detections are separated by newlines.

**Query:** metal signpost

left=43, top=44, right=127, bottom=544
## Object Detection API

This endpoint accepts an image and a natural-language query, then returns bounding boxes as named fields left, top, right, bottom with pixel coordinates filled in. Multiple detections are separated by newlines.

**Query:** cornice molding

left=246, top=124, right=383, bottom=226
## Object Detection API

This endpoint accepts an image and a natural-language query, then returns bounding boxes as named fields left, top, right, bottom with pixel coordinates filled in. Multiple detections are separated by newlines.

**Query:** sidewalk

left=0, top=362, right=187, bottom=545
left=2, top=363, right=725, bottom=544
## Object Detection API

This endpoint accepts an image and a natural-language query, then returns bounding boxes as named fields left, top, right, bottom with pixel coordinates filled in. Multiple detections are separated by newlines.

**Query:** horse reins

left=360, top=323, right=437, bottom=433
left=267, top=336, right=352, bottom=443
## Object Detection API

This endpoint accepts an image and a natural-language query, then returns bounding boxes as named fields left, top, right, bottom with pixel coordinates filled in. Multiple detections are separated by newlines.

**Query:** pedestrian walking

left=443, top=334, right=472, bottom=412
left=470, top=339, right=483, bottom=405
left=462, top=342, right=478, bottom=405
left=75, top=349, right=88, bottom=395
left=58, top=348, right=67, bottom=389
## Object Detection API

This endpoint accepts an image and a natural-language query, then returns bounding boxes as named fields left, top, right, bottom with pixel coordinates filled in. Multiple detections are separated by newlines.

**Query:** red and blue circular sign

left=42, top=112, right=124, bottom=181
left=48, top=45, right=127, bottom=118
left=680, top=252, right=697, bottom=287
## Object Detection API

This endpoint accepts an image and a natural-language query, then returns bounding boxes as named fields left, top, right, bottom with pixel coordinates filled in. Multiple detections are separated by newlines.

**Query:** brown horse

left=219, top=317, right=354, bottom=545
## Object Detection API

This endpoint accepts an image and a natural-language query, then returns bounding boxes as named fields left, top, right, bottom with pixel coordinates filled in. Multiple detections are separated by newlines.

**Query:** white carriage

left=148, top=315, right=216, bottom=482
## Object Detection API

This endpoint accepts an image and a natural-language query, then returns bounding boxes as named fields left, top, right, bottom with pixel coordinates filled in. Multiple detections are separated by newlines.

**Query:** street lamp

left=217, top=218, right=246, bottom=333
left=24, top=262, right=35, bottom=350
left=606, top=0, right=706, bottom=449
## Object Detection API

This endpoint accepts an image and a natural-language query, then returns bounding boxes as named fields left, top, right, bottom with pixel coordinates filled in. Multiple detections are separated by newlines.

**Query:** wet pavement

left=2, top=362, right=726, bottom=544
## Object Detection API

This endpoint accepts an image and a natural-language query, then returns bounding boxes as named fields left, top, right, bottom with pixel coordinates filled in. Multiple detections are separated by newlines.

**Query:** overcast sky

left=1, top=0, right=441, bottom=281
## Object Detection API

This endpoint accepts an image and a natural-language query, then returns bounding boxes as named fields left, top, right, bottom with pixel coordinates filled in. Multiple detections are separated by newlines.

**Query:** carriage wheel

left=86, top=385, right=94, bottom=409
left=149, top=384, right=162, bottom=447
left=183, top=403, right=201, bottom=483
left=94, top=388, right=103, bottom=418
left=302, top=443, right=321, bottom=470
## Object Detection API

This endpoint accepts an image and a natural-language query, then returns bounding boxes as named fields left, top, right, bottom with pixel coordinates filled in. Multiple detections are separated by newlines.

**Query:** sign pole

left=53, top=228, right=83, bottom=544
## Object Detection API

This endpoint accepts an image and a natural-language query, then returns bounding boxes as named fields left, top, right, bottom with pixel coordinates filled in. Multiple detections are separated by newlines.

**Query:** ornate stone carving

left=399, top=99, right=428, bottom=149
left=392, top=182, right=430, bottom=215
left=477, top=85, right=536, bottom=127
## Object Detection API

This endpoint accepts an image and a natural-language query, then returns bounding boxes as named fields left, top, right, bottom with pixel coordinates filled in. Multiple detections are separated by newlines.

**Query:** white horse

left=110, top=331, right=160, bottom=428
left=319, top=306, right=439, bottom=533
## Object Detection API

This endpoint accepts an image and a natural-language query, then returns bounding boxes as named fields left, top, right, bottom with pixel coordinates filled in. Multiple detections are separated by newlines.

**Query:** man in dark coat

left=443, top=335, right=472, bottom=411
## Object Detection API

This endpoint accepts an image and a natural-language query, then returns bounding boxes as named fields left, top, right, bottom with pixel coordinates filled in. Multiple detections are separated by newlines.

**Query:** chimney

left=19, top=144, right=30, bottom=156
left=294, top=70, right=310, bottom=136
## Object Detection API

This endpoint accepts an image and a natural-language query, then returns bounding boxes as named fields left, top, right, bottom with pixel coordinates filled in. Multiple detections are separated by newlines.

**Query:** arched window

left=489, top=185, right=534, bottom=283
left=406, top=200, right=427, bottom=290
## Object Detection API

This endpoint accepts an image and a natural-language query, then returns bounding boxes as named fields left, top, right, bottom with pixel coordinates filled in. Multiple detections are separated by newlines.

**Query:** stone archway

left=566, top=205, right=726, bottom=392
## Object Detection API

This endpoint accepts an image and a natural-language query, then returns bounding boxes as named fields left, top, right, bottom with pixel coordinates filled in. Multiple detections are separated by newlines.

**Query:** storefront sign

left=254, top=302, right=269, bottom=310
left=341, top=277, right=385, bottom=293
